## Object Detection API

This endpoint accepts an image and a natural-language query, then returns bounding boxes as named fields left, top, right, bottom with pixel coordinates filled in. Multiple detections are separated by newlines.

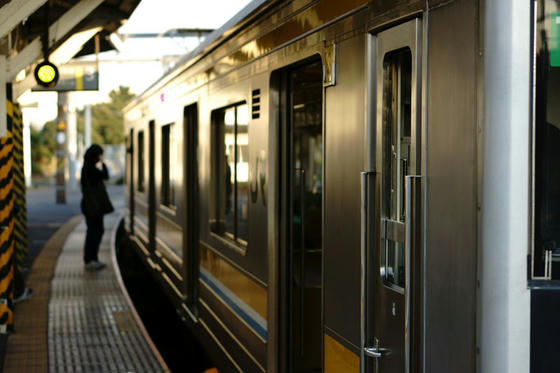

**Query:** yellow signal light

left=34, top=61, right=59, bottom=88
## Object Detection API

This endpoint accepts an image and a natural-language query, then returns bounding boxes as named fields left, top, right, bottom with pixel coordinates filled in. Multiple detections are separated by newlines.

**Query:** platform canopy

left=0, top=0, right=140, bottom=132
left=6, top=0, right=140, bottom=95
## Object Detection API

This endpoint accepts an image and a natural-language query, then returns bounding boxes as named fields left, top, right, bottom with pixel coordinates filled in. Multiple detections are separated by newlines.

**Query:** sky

left=20, top=0, right=253, bottom=128
left=119, top=0, right=253, bottom=33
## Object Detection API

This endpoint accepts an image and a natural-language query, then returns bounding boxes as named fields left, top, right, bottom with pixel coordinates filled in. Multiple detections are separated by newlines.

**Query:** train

left=122, top=0, right=560, bottom=372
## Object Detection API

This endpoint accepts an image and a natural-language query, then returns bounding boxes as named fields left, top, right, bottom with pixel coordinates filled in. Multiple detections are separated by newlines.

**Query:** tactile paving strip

left=48, top=213, right=165, bottom=373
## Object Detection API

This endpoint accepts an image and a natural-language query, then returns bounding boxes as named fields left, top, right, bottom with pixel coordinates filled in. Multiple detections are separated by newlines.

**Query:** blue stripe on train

left=199, top=268, right=268, bottom=340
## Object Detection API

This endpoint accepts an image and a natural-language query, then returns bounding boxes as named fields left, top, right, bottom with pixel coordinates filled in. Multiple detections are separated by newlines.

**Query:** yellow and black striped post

left=0, top=97, right=14, bottom=333
left=11, top=103, right=27, bottom=298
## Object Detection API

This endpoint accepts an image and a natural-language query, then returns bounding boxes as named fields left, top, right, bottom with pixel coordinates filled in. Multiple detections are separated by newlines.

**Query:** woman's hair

left=84, top=144, right=103, bottom=166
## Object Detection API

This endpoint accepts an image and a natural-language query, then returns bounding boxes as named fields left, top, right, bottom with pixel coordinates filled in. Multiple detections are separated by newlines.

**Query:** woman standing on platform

left=80, top=144, right=114, bottom=270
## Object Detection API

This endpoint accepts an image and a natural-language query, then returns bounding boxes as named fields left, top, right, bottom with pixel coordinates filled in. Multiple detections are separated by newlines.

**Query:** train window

left=137, top=130, right=145, bottom=192
left=161, top=123, right=176, bottom=208
left=533, top=0, right=560, bottom=280
left=381, top=48, right=412, bottom=289
left=211, top=102, right=249, bottom=246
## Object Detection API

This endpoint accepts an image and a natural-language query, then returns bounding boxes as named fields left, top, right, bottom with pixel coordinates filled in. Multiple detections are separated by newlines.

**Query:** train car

left=123, top=0, right=558, bottom=371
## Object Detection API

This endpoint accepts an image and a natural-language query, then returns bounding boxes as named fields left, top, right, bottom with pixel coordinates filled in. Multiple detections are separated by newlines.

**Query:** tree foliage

left=30, top=121, right=57, bottom=174
left=78, top=86, right=135, bottom=144
left=31, top=86, right=134, bottom=176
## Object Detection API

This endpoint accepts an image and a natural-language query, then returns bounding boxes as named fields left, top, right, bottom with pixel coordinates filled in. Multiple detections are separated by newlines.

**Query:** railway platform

left=0, top=186, right=170, bottom=372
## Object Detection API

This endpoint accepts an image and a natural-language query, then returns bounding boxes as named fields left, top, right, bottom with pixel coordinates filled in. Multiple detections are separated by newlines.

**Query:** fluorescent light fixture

left=109, top=33, right=124, bottom=52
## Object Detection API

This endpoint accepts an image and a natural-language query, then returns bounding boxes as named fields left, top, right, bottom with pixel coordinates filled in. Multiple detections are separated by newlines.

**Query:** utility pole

left=67, top=107, right=77, bottom=190
left=85, top=104, right=91, bottom=149
left=55, top=92, right=68, bottom=204
left=23, top=121, right=31, bottom=188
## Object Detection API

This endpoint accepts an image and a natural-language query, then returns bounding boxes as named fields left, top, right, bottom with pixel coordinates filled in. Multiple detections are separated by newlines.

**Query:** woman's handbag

left=83, top=183, right=114, bottom=217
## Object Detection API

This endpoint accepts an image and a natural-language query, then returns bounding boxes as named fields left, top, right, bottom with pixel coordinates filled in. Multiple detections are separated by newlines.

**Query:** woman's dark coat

left=81, top=163, right=113, bottom=217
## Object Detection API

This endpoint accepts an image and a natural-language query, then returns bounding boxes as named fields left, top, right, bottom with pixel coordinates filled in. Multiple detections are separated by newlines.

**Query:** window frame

left=531, top=0, right=560, bottom=283
left=209, top=101, right=250, bottom=252
left=160, top=122, right=176, bottom=210
left=137, top=130, right=145, bottom=193
left=380, top=47, right=412, bottom=290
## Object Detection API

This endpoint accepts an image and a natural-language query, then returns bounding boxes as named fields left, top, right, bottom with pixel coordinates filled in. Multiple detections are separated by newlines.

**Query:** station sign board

left=32, top=61, right=99, bottom=92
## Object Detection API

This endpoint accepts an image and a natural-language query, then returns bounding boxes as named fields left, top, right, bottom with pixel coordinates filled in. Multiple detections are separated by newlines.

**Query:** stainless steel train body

left=123, top=0, right=553, bottom=371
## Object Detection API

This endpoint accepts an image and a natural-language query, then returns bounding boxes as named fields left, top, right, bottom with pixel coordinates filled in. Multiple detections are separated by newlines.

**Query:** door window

left=211, top=103, right=250, bottom=246
left=137, top=130, right=145, bottom=192
left=161, top=123, right=176, bottom=208
left=287, top=60, right=323, bottom=372
left=366, top=19, right=421, bottom=373
left=381, top=48, right=412, bottom=289
left=534, top=0, right=560, bottom=280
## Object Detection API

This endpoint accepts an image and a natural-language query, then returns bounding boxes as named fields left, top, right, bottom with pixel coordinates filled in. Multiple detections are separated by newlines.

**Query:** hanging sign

left=32, top=61, right=99, bottom=92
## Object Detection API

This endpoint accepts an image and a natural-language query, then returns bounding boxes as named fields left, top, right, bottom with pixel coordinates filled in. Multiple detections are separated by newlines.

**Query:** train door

left=128, top=128, right=134, bottom=233
left=279, top=59, right=324, bottom=372
left=148, top=120, right=156, bottom=251
left=362, top=19, right=422, bottom=373
left=182, top=103, right=198, bottom=312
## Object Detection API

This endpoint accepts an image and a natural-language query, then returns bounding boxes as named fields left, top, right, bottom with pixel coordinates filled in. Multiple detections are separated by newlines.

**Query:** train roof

left=125, top=0, right=271, bottom=111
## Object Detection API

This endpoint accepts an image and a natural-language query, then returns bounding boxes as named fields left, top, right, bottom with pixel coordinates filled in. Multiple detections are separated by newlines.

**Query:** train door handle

left=363, top=346, right=392, bottom=359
